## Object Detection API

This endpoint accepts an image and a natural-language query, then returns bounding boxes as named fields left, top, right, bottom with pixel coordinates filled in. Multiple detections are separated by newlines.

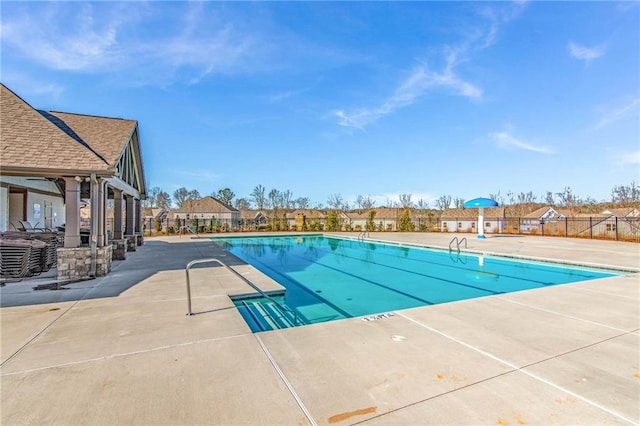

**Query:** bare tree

left=611, top=181, right=640, bottom=204
left=173, top=187, right=190, bottom=208
left=157, top=191, right=171, bottom=210
left=295, top=197, right=310, bottom=209
left=187, top=189, right=200, bottom=201
left=556, top=186, right=578, bottom=207
left=281, top=190, right=294, bottom=209
left=516, top=191, right=537, bottom=204
left=327, top=193, right=344, bottom=210
left=234, top=198, right=252, bottom=210
left=544, top=190, right=555, bottom=205
left=355, top=195, right=376, bottom=212
left=251, top=185, right=267, bottom=210
left=398, top=194, right=414, bottom=208
left=435, top=195, right=452, bottom=210
left=453, top=197, right=465, bottom=209
left=416, top=199, right=429, bottom=210
left=268, top=189, right=283, bottom=210
left=146, top=186, right=161, bottom=208
left=488, top=191, right=504, bottom=205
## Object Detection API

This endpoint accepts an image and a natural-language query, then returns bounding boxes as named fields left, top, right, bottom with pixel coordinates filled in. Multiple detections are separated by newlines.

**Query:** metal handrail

left=185, top=258, right=299, bottom=325
left=448, top=236, right=467, bottom=253
left=357, top=230, right=369, bottom=241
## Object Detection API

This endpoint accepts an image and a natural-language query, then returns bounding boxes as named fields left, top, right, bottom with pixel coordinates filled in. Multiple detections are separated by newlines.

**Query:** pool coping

left=2, top=233, right=638, bottom=425
left=326, top=233, right=640, bottom=274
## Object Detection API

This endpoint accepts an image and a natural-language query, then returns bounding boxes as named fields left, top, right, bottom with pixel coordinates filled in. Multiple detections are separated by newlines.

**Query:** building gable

left=0, top=84, right=109, bottom=173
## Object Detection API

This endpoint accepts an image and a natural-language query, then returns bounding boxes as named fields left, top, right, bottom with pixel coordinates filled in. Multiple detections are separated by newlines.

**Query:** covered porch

left=0, top=83, right=147, bottom=282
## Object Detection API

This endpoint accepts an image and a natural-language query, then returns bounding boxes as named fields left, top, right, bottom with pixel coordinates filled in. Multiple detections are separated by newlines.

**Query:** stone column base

left=112, top=240, right=127, bottom=260
left=124, top=235, right=137, bottom=252
left=57, top=245, right=112, bottom=281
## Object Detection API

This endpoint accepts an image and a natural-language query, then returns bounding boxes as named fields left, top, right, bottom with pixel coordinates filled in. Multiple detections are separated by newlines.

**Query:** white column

left=63, top=177, right=81, bottom=248
left=478, top=207, right=485, bottom=239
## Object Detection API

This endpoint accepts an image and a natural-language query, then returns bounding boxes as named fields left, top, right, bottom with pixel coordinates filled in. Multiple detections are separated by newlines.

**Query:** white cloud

left=490, top=131, right=554, bottom=154
left=0, top=3, right=255, bottom=86
left=1, top=4, right=126, bottom=72
left=568, top=41, right=605, bottom=62
left=593, top=97, right=640, bottom=130
left=618, top=150, right=640, bottom=165
left=333, top=59, right=483, bottom=129
left=331, top=2, right=525, bottom=130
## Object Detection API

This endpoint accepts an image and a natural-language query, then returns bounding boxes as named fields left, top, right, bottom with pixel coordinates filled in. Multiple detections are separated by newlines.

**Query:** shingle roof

left=522, top=206, right=555, bottom=219
left=46, top=111, right=136, bottom=166
left=176, top=196, right=239, bottom=213
left=288, top=209, right=326, bottom=219
left=0, top=83, right=110, bottom=172
left=239, top=210, right=267, bottom=220
left=601, top=207, right=639, bottom=217
left=441, top=207, right=505, bottom=219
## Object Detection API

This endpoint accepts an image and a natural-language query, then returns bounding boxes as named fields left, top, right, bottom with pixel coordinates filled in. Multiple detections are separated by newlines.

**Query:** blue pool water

left=212, top=235, right=619, bottom=332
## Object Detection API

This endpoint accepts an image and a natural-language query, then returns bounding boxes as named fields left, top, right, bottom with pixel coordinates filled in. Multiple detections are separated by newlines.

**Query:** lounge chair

left=18, top=220, right=49, bottom=232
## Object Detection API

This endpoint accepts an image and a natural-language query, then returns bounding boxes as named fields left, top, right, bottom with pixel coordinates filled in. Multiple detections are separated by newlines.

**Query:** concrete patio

left=1, top=233, right=638, bottom=425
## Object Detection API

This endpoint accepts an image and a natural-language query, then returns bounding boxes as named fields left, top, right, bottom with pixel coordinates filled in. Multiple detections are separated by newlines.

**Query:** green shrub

left=366, top=211, right=377, bottom=232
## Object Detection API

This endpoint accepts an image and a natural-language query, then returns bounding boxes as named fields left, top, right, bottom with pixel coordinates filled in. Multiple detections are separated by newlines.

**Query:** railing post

left=615, top=217, right=619, bottom=241
left=589, top=217, right=593, bottom=239
left=185, top=267, right=193, bottom=315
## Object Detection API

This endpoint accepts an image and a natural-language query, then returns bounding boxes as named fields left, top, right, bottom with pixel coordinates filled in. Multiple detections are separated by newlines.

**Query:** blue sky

left=2, top=1, right=638, bottom=208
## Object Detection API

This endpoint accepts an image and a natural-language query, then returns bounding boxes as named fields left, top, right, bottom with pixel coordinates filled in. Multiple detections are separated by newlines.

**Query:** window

left=485, top=222, right=491, bottom=227
left=458, top=222, right=462, bottom=228
left=471, top=222, right=475, bottom=228
left=606, top=223, right=616, bottom=232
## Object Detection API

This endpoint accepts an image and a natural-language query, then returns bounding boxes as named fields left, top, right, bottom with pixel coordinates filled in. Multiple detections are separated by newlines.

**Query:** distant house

left=367, top=208, right=403, bottom=231
left=440, top=207, right=505, bottom=234
left=172, top=196, right=240, bottom=228
left=142, top=207, right=167, bottom=220
left=141, top=207, right=167, bottom=229
left=239, top=210, right=268, bottom=229
left=344, top=211, right=369, bottom=230
left=285, top=209, right=326, bottom=230
left=592, top=208, right=640, bottom=238
left=520, top=206, right=566, bottom=233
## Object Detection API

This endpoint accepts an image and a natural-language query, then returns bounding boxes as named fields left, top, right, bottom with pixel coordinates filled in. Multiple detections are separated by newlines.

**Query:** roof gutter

left=0, top=166, right=116, bottom=178
left=89, top=173, right=98, bottom=278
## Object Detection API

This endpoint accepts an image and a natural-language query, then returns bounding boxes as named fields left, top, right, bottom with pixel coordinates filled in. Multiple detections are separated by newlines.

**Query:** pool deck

left=1, top=232, right=638, bottom=425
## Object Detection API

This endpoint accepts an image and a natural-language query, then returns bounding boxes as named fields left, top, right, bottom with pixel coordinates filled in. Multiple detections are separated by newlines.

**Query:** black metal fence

left=138, top=216, right=639, bottom=242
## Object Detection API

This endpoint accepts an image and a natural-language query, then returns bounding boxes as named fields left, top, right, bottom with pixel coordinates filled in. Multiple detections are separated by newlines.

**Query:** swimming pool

left=212, top=235, right=619, bottom=332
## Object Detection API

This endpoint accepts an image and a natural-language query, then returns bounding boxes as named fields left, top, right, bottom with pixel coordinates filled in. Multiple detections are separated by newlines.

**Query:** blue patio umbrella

left=463, top=198, right=499, bottom=239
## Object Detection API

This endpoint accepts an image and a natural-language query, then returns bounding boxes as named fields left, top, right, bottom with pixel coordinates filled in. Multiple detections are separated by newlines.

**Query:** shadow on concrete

left=0, top=239, right=246, bottom=308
